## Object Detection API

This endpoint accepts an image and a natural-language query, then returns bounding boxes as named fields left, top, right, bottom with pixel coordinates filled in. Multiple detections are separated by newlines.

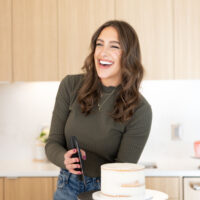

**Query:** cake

left=92, top=163, right=145, bottom=200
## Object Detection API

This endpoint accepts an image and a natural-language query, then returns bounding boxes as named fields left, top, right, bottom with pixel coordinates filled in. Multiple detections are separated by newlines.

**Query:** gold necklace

left=97, top=89, right=116, bottom=111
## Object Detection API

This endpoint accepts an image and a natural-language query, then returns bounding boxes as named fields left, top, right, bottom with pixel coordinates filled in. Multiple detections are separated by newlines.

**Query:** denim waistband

left=60, top=169, right=100, bottom=182
left=60, top=169, right=76, bottom=178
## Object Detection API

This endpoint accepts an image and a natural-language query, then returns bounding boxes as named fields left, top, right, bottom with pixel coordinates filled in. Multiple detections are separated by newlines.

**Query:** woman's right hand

left=64, top=149, right=86, bottom=175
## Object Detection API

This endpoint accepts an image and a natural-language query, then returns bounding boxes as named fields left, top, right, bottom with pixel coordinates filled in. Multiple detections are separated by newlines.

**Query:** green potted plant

left=37, top=127, right=49, bottom=143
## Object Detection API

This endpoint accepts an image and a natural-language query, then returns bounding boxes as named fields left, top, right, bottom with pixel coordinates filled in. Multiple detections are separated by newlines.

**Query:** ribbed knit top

left=45, top=74, right=152, bottom=177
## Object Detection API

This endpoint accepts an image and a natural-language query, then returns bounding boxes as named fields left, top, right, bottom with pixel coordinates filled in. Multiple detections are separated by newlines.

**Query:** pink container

left=194, top=141, right=200, bottom=157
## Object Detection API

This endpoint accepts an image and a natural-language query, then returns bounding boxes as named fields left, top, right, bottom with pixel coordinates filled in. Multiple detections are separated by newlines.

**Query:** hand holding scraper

left=68, top=136, right=86, bottom=188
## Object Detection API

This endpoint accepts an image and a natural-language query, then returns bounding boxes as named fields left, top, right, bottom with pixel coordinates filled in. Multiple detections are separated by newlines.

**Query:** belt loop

left=66, top=171, right=71, bottom=184
left=60, top=169, right=71, bottom=184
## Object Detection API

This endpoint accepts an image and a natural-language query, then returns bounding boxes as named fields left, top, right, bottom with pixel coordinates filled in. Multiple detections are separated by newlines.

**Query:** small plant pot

left=34, top=141, right=47, bottom=162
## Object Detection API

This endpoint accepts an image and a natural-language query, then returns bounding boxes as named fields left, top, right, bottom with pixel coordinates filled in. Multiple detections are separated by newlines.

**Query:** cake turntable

left=78, top=189, right=168, bottom=200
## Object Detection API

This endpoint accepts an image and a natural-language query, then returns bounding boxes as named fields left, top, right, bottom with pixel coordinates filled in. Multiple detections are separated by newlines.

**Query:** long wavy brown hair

left=77, top=20, right=144, bottom=123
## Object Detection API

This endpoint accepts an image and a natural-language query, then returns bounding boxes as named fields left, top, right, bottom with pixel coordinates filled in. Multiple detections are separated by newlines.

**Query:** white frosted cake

left=93, top=163, right=145, bottom=200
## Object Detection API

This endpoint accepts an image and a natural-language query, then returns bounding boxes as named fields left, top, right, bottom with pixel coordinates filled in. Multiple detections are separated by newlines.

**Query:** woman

left=45, top=20, right=152, bottom=200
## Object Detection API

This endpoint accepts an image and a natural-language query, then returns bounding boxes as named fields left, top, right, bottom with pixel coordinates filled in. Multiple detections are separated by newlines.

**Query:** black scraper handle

left=69, top=136, right=86, bottom=187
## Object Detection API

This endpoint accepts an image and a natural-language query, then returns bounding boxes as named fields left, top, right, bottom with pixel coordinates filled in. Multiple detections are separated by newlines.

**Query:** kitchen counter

left=0, top=160, right=60, bottom=177
left=143, top=157, right=200, bottom=177
left=0, top=157, right=200, bottom=177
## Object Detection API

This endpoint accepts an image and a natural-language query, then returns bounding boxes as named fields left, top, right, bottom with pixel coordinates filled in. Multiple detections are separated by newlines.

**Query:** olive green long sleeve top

left=45, top=74, right=152, bottom=177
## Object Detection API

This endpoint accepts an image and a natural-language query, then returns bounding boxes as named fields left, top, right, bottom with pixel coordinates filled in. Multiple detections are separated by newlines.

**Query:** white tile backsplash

left=0, top=80, right=200, bottom=162
left=0, top=82, right=59, bottom=160
left=140, top=80, right=200, bottom=161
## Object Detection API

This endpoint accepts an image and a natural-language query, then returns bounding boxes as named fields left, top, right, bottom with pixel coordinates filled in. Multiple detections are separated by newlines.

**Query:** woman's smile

left=98, top=59, right=114, bottom=68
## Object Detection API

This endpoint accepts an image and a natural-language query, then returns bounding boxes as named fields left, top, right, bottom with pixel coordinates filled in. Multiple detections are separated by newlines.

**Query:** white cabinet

left=184, top=177, right=200, bottom=200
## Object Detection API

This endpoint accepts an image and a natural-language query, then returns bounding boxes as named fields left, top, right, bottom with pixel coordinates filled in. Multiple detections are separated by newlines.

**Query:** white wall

left=0, top=82, right=59, bottom=161
left=0, top=80, right=200, bottom=162
left=140, top=80, right=200, bottom=162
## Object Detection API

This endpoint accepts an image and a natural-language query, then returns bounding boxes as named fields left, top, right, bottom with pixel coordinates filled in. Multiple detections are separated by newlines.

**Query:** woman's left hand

left=63, top=149, right=86, bottom=175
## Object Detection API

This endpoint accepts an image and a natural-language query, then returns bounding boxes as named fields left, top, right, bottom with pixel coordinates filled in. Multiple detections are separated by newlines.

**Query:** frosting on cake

left=98, top=163, right=145, bottom=200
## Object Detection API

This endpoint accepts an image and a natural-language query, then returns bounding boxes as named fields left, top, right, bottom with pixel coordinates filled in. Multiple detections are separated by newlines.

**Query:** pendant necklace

left=98, top=88, right=116, bottom=111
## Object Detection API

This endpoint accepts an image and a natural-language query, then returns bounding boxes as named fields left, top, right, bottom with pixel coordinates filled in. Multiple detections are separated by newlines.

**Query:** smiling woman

left=45, top=20, right=152, bottom=200
left=79, top=20, right=144, bottom=122
left=94, top=26, right=122, bottom=87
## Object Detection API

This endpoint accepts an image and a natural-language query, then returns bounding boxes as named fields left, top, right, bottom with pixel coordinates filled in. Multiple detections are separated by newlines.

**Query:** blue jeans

left=54, top=169, right=101, bottom=200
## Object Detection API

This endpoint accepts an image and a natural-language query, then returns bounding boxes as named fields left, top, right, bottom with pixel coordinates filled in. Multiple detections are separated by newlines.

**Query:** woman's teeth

left=99, top=60, right=113, bottom=66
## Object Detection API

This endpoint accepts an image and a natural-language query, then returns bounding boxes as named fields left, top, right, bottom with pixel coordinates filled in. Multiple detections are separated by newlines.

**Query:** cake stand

left=78, top=189, right=168, bottom=200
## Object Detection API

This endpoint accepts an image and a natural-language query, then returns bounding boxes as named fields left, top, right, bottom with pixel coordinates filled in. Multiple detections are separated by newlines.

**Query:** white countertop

left=0, top=157, right=200, bottom=177
left=0, top=160, right=60, bottom=177
left=143, top=156, right=200, bottom=177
